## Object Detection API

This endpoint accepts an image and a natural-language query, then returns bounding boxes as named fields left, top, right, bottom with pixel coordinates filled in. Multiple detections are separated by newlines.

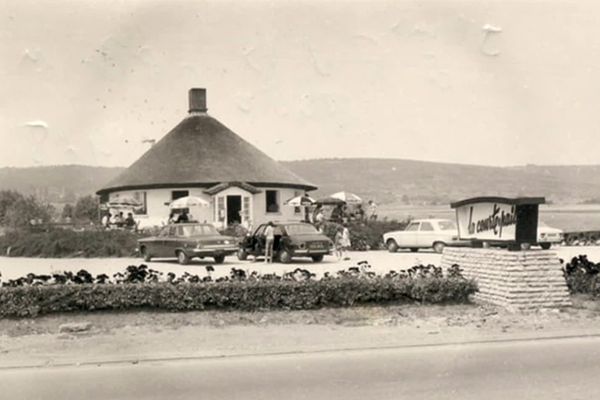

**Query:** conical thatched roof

left=97, top=91, right=316, bottom=195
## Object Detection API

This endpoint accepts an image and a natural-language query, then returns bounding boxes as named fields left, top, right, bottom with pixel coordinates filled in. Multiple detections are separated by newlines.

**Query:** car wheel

left=214, top=255, right=225, bottom=264
left=140, top=246, right=152, bottom=262
left=386, top=239, right=399, bottom=253
left=237, top=248, right=248, bottom=261
left=311, top=255, right=324, bottom=262
left=177, top=250, right=190, bottom=265
left=410, top=248, right=419, bottom=253
left=279, top=249, right=292, bottom=264
left=433, top=242, right=445, bottom=254
left=540, top=243, right=551, bottom=250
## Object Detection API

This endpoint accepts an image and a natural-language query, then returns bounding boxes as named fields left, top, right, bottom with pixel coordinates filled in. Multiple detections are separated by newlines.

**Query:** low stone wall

left=440, top=247, right=571, bottom=310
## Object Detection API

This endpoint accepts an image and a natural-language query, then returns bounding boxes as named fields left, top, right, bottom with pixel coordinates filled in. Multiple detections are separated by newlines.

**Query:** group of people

left=101, top=211, right=136, bottom=230
left=168, top=209, right=191, bottom=224
left=310, top=200, right=378, bottom=226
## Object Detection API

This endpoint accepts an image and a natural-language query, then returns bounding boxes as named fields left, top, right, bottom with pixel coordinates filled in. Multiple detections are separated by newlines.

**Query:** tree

left=73, top=195, right=100, bottom=222
left=0, top=190, right=25, bottom=225
left=62, top=203, right=74, bottom=220
left=3, top=195, right=53, bottom=229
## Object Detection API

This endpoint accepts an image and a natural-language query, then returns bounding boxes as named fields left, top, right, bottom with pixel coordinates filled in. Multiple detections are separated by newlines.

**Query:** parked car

left=383, top=218, right=463, bottom=253
left=537, top=222, right=564, bottom=249
left=138, top=223, right=238, bottom=265
left=238, top=221, right=333, bottom=263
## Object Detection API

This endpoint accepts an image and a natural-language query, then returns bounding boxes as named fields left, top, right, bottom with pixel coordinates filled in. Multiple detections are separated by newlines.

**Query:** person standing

left=101, top=213, right=111, bottom=229
left=334, top=226, right=344, bottom=261
left=367, top=200, right=378, bottom=221
left=341, top=223, right=351, bottom=260
left=264, top=221, right=275, bottom=263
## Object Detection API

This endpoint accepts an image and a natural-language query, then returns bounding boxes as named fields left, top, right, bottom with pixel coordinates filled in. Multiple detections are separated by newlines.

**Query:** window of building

left=133, top=191, right=147, bottom=215
left=266, top=190, right=279, bottom=213
left=171, top=190, right=189, bottom=201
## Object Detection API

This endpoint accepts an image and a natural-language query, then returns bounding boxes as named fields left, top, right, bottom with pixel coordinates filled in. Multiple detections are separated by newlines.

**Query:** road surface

left=2, top=336, right=599, bottom=399
left=1, top=246, right=597, bottom=281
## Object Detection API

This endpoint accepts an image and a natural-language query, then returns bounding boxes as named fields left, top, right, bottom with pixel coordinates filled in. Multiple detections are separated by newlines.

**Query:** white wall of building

left=107, top=186, right=306, bottom=229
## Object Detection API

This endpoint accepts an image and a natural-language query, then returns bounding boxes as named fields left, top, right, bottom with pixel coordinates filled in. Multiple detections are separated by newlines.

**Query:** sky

left=1, top=0, right=600, bottom=168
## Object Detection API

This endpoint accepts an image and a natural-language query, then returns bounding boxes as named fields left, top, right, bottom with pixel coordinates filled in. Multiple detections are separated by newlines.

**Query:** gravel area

left=1, top=246, right=599, bottom=282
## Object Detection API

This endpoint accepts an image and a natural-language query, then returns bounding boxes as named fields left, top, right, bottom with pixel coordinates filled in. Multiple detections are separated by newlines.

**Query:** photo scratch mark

left=481, top=24, right=502, bottom=57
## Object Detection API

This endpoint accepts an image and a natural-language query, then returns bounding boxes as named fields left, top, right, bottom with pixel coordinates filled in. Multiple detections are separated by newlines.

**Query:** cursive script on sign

left=467, top=203, right=516, bottom=238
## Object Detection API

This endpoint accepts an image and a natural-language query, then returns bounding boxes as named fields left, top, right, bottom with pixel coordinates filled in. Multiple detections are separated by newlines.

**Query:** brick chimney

left=188, top=88, right=207, bottom=113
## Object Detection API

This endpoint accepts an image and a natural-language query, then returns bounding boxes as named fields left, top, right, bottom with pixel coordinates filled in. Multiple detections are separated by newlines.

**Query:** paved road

left=2, top=336, right=599, bottom=399
left=1, top=246, right=598, bottom=281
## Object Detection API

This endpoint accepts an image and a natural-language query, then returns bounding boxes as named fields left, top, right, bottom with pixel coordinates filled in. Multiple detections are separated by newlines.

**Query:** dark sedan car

left=138, top=223, right=238, bottom=265
left=238, top=222, right=333, bottom=263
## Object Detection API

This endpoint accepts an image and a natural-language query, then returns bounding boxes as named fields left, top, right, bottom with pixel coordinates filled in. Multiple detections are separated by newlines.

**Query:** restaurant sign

left=455, top=201, right=518, bottom=241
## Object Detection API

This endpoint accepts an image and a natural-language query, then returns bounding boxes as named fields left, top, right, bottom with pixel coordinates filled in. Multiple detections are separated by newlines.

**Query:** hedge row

left=0, top=273, right=477, bottom=318
left=0, top=228, right=139, bottom=258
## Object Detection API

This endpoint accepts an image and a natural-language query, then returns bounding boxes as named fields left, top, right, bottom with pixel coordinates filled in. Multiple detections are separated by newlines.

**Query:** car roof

left=409, top=218, right=455, bottom=223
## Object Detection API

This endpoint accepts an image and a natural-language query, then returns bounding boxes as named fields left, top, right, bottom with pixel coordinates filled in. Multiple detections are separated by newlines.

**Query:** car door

left=417, top=221, right=436, bottom=247
left=399, top=222, right=420, bottom=247
left=252, top=225, right=267, bottom=255
left=151, top=226, right=169, bottom=257
left=162, top=225, right=181, bottom=257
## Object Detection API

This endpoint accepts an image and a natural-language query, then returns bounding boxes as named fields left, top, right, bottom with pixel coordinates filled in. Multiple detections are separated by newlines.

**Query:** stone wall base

left=440, top=247, right=572, bottom=310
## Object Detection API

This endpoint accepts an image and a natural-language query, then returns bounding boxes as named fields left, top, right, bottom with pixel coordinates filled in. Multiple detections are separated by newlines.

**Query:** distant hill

left=1, top=159, right=600, bottom=205
left=0, top=165, right=124, bottom=203
left=281, top=159, right=600, bottom=205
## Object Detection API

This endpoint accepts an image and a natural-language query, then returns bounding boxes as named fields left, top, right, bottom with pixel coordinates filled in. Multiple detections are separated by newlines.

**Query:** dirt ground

left=2, top=295, right=600, bottom=368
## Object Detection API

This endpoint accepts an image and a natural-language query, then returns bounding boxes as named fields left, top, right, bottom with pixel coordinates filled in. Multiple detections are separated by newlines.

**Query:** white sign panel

left=455, top=202, right=517, bottom=241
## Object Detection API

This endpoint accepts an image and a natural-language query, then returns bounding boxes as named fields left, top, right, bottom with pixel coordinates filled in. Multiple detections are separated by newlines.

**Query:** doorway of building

left=227, top=195, right=242, bottom=226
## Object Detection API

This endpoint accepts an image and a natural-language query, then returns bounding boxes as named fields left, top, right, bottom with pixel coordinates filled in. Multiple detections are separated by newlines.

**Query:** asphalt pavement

left=1, top=335, right=599, bottom=399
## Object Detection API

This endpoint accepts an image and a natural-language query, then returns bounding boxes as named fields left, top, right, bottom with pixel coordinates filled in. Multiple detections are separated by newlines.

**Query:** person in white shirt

left=264, top=222, right=275, bottom=263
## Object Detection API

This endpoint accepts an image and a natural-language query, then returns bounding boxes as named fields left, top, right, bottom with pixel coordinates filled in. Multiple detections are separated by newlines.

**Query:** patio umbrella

left=107, top=197, right=141, bottom=209
left=315, top=196, right=346, bottom=206
left=169, top=196, right=210, bottom=209
left=284, top=194, right=316, bottom=206
left=330, top=191, right=363, bottom=204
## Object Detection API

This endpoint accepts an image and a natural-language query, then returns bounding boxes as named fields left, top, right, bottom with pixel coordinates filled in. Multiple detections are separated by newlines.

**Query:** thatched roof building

left=97, top=89, right=316, bottom=228
left=97, top=89, right=315, bottom=195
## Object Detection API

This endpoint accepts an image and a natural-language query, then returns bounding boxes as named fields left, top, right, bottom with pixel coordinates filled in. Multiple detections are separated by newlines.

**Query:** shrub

left=0, top=228, right=139, bottom=258
left=320, top=219, right=410, bottom=251
left=0, top=264, right=478, bottom=317
left=562, top=255, right=600, bottom=295
left=218, top=223, right=249, bottom=240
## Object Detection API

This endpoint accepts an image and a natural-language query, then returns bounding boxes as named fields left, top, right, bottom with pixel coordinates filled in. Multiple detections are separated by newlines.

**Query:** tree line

left=0, top=190, right=99, bottom=229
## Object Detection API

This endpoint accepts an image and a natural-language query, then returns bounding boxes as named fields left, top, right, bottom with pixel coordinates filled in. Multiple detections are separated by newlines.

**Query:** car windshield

left=178, top=224, right=218, bottom=237
left=284, top=224, right=319, bottom=235
left=437, top=220, right=457, bottom=230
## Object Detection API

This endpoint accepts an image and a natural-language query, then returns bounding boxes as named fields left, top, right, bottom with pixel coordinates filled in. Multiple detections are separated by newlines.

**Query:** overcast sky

left=1, top=0, right=599, bottom=168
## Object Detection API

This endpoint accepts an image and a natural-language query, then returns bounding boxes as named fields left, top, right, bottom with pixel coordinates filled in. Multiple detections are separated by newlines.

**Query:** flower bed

left=0, top=264, right=477, bottom=318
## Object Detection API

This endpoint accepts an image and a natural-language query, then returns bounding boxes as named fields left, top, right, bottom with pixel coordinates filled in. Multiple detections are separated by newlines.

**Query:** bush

left=218, top=223, right=249, bottom=240
left=562, top=255, right=600, bottom=295
left=0, top=228, right=139, bottom=258
left=0, top=264, right=478, bottom=317
left=320, top=219, right=410, bottom=251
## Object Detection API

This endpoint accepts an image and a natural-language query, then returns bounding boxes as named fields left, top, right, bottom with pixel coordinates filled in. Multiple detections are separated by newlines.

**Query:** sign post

left=451, top=196, right=545, bottom=250
left=441, top=196, right=571, bottom=310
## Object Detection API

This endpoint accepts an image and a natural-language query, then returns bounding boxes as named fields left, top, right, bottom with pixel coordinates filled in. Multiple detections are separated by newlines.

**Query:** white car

left=537, top=222, right=563, bottom=249
left=383, top=218, right=462, bottom=253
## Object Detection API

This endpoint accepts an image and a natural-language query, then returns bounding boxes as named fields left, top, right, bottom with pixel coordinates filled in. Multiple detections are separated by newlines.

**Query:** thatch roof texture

left=98, top=89, right=316, bottom=194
